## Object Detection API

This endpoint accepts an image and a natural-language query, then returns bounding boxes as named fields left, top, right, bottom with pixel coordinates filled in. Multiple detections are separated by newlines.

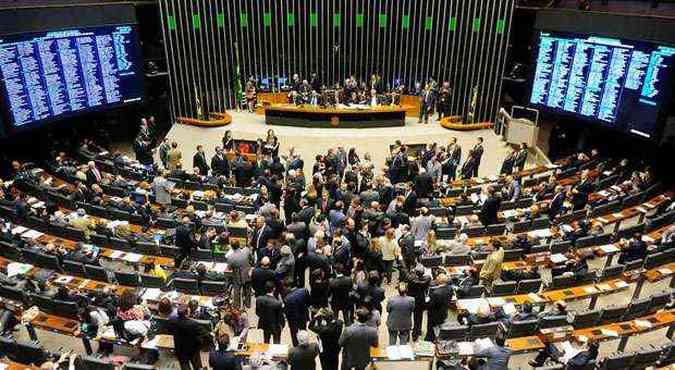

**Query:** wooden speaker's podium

left=500, top=106, right=539, bottom=147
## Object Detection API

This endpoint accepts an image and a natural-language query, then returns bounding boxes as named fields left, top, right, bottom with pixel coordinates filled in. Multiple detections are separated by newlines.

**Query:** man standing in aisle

left=339, top=308, right=379, bottom=370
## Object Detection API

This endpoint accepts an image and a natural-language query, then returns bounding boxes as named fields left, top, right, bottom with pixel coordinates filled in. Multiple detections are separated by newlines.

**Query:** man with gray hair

left=447, top=233, right=470, bottom=256
left=288, top=330, right=319, bottom=370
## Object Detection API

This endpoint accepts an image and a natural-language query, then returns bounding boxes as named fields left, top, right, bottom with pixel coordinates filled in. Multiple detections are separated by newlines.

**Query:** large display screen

left=529, top=31, right=675, bottom=139
left=0, top=25, right=143, bottom=131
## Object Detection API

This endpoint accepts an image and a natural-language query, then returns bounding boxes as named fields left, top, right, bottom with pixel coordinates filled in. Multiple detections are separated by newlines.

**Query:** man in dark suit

left=167, top=305, right=208, bottom=370
left=418, top=85, right=435, bottom=124
left=514, top=143, right=529, bottom=172
left=479, top=187, right=501, bottom=226
left=403, top=185, right=418, bottom=217
left=548, top=185, right=566, bottom=221
left=192, top=145, right=210, bottom=176
left=210, top=146, right=229, bottom=177
left=85, top=161, right=102, bottom=186
left=339, top=308, right=379, bottom=370
left=425, top=275, right=453, bottom=342
left=250, top=257, right=276, bottom=297
left=175, top=217, right=195, bottom=268
left=288, top=330, right=320, bottom=370
left=198, top=227, right=216, bottom=251
left=255, top=281, right=285, bottom=344
left=251, top=216, right=273, bottom=251
left=618, top=232, right=648, bottom=264
left=414, top=168, right=433, bottom=199
left=467, top=137, right=485, bottom=178
left=329, top=264, right=354, bottom=325
left=446, top=137, right=462, bottom=180
left=283, top=283, right=310, bottom=346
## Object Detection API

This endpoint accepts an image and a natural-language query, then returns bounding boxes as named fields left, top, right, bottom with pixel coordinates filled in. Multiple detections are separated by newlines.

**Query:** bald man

left=251, top=256, right=276, bottom=297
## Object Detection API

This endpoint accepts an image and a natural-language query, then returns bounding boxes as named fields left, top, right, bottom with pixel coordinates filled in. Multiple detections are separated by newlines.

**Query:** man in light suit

left=167, top=141, right=182, bottom=170
left=226, top=240, right=252, bottom=309
left=386, top=284, right=415, bottom=345
left=152, top=171, right=174, bottom=208
left=339, top=308, right=379, bottom=370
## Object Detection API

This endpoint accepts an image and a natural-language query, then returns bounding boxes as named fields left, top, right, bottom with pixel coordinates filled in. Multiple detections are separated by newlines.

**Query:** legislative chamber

left=0, top=1, right=674, bottom=370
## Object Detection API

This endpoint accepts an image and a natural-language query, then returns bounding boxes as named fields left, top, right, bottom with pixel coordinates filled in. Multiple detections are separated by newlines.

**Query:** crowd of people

left=0, top=118, right=672, bottom=370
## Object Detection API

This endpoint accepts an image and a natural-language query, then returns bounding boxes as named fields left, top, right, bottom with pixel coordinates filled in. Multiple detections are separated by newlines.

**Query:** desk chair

left=598, top=352, right=634, bottom=370
left=35, top=253, right=61, bottom=271
left=550, top=240, right=572, bottom=255
left=160, top=244, right=180, bottom=258
left=115, top=271, right=140, bottom=287
left=444, top=254, right=468, bottom=266
left=624, top=297, right=651, bottom=320
left=649, top=291, right=671, bottom=313
left=201, top=280, right=227, bottom=296
left=503, top=248, right=524, bottom=262
left=574, top=235, right=597, bottom=249
left=513, top=220, right=531, bottom=233
left=644, top=252, right=665, bottom=270
left=124, top=364, right=156, bottom=370
left=538, top=315, right=568, bottom=329
left=599, top=304, right=628, bottom=324
left=438, top=324, right=468, bottom=341
left=10, top=341, right=47, bottom=365
left=491, top=281, right=517, bottom=296
left=551, top=275, right=575, bottom=290
left=85, top=264, right=109, bottom=283
left=601, top=264, right=624, bottom=279
left=75, top=355, right=115, bottom=370
left=140, top=274, right=165, bottom=289
left=633, top=346, right=663, bottom=369
left=53, top=299, right=80, bottom=319
left=486, top=223, right=507, bottom=236
left=0, top=241, right=21, bottom=261
left=570, top=309, right=602, bottom=329
left=436, top=227, right=457, bottom=239
left=0, top=285, right=25, bottom=304
left=531, top=217, right=550, bottom=230
left=172, top=278, right=200, bottom=295
left=516, top=279, right=542, bottom=294
left=456, top=205, right=474, bottom=216
left=505, top=319, right=538, bottom=338
left=466, top=322, right=499, bottom=341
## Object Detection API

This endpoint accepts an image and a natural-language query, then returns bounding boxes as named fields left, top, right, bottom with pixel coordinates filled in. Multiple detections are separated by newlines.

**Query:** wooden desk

left=0, top=360, right=39, bottom=370
left=265, top=104, right=407, bottom=128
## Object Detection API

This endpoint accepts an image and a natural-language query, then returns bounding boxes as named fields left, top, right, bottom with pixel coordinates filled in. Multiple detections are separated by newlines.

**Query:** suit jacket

left=193, top=152, right=210, bottom=175
left=85, top=168, right=102, bottom=186
left=386, top=295, right=415, bottom=331
left=167, top=149, right=182, bottom=170
left=152, top=176, right=172, bottom=206
left=288, top=343, right=320, bottom=370
left=339, top=323, right=379, bottom=368
left=255, top=294, right=285, bottom=331
left=252, top=225, right=274, bottom=251
left=167, top=316, right=208, bottom=361
left=403, top=191, right=418, bottom=216
left=251, top=267, right=276, bottom=297
left=175, top=224, right=195, bottom=254
left=226, top=248, right=252, bottom=283
left=548, top=192, right=565, bottom=220
left=474, top=344, right=512, bottom=370
left=480, top=196, right=501, bottom=226
left=515, top=149, right=528, bottom=170
left=211, top=154, right=229, bottom=177
left=449, top=145, right=462, bottom=167
left=284, top=288, right=310, bottom=325
left=415, top=173, right=433, bottom=198
left=428, top=284, right=452, bottom=326
left=329, top=275, right=353, bottom=310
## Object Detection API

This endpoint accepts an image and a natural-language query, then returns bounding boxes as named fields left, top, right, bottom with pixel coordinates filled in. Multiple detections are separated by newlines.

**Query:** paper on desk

left=30, top=201, right=45, bottom=209
left=612, top=212, right=624, bottom=218
left=614, top=281, right=629, bottom=289
left=109, top=250, right=124, bottom=259
left=10, top=226, right=27, bottom=235
left=528, top=229, right=552, bottom=239
left=599, top=244, right=620, bottom=253
left=460, top=298, right=489, bottom=314
left=597, top=190, right=610, bottom=197
left=142, top=288, right=162, bottom=301
left=503, top=303, right=517, bottom=316
left=266, top=344, right=289, bottom=357
left=487, top=297, right=506, bottom=306
left=501, top=209, right=519, bottom=219
left=634, top=320, right=652, bottom=329
left=387, top=345, right=415, bottom=360
left=213, top=263, right=229, bottom=273
left=611, top=186, right=623, bottom=193
left=473, top=338, right=493, bottom=353
left=55, top=275, right=73, bottom=284
left=457, top=342, right=475, bottom=356
left=596, top=217, right=609, bottom=224
left=550, top=254, right=568, bottom=264
left=123, top=253, right=143, bottom=262
left=560, top=341, right=582, bottom=364
left=600, top=329, right=618, bottom=337
left=658, top=268, right=673, bottom=275
left=583, top=286, right=598, bottom=294
left=21, top=230, right=43, bottom=240
left=527, top=293, right=545, bottom=303
left=7, top=262, right=32, bottom=277
left=636, top=207, right=648, bottom=213
left=596, top=284, right=612, bottom=291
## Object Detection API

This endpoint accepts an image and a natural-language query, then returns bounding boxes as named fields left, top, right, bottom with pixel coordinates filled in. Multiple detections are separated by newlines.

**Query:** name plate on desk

left=538, top=325, right=574, bottom=342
